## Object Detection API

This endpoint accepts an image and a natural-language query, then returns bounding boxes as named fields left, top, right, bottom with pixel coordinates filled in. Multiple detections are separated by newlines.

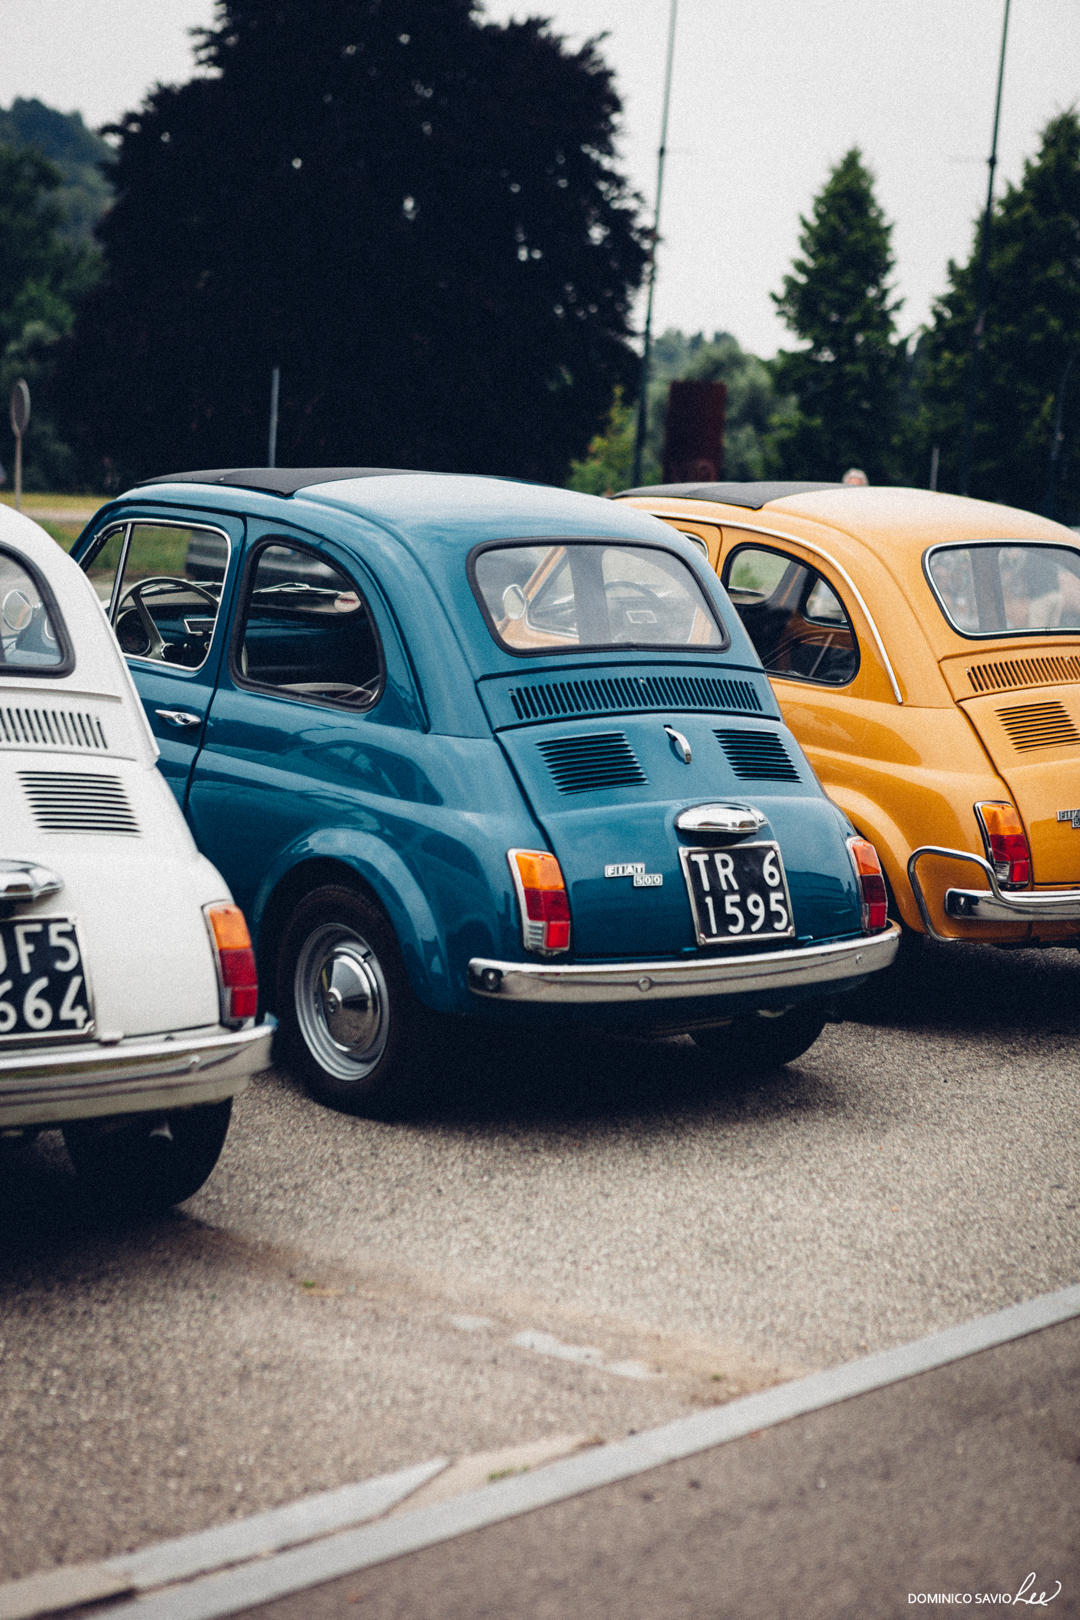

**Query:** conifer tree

left=770, top=149, right=904, bottom=482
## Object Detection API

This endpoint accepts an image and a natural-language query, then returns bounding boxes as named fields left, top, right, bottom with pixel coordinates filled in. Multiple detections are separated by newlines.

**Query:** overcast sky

left=1, top=0, right=1077, bottom=357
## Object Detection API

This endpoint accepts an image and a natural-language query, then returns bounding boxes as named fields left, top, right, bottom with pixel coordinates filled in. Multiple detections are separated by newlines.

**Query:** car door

left=77, top=511, right=244, bottom=804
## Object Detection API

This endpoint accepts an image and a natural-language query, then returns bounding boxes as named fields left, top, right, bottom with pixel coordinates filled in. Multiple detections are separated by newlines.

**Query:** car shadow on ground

left=848, top=937, right=1080, bottom=1037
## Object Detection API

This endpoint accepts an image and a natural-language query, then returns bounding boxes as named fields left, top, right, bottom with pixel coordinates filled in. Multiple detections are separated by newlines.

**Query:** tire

left=691, top=1003, right=827, bottom=1072
left=276, top=884, right=432, bottom=1118
left=63, top=1099, right=232, bottom=1215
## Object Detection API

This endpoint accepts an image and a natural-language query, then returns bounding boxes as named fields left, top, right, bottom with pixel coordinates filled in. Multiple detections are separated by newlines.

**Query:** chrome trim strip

left=468, top=927, right=899, bottom=1005
left=640, top=511, right=904, bottom=706
left=907, top=845, right=1080, bottom=941
left=0, top=1017, right=275, bottom=1127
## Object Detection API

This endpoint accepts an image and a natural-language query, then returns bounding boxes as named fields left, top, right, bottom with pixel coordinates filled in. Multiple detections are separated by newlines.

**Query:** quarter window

left=81, top=522, right=230, bottom=670
left=234, top=542, right=383, bottom=709
left=723, top=545, right=858, bottom=686
left=926, top=543, right=1080, bottom=636
left=0, top=548, right=71, bottom=675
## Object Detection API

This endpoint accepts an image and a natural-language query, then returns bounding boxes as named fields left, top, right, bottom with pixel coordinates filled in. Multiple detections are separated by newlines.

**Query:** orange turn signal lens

left=205, top=903, right=259, bottom=1023
left=974, top=802, right=1030, bottom=888
left=846, top=837, right=889, bottom=933
left=508, top=849, right=571, bottom=954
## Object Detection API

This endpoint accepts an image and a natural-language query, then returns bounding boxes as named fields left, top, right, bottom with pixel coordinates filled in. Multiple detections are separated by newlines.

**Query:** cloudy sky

left=1, top=0, right=1077, bottom=356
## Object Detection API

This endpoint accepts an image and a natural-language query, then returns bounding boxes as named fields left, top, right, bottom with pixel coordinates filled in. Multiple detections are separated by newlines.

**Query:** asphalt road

left=1, top=937, right=1078, bottom=1585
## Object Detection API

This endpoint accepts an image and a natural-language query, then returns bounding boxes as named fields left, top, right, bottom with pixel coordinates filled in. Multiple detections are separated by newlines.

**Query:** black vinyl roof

left=133, top=468, right=416, bottom=496
left=617, top=480, right=845, bottom=509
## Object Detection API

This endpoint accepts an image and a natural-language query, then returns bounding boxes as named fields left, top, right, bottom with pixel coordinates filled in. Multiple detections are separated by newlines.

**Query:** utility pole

left=268, top=365, right=281, bottom=469
left=958, top=0, right=1011, bottom=497
left=10, top=380, right=30, bottom=512
left=630, top=0, right=678, bottom=490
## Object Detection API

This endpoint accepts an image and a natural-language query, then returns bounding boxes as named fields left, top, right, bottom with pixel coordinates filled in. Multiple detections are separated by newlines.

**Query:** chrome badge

left=604, top=862, right=663, bottom=888
left=1057, top=809, right=1080, bottom=828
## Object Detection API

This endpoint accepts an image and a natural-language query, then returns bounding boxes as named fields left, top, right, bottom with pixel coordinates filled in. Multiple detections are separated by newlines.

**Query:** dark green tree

left=0, top=100, right=114, bottom=244
left=770, top=149, right=904, bottom=482
left=923, top=110, right=1080, bottom=519
left=62, top=0, right=647, bottom=488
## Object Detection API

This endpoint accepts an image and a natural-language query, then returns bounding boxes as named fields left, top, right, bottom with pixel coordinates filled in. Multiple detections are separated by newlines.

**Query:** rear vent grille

left=0, top=706, right=108, bottom=751
left=537, top=732, right=648, bottom=794
left=968, top=654, right=1080, bottom=693
left=715, top=729, right=800, bottom=782
left=20, top=772, right=139, bottom=835
left=996, top=701, right=1080, bottom=753
left=508, top=673, right=761, bottom=723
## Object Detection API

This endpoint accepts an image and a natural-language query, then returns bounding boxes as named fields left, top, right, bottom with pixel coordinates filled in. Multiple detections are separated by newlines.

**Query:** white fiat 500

left=0, top=504, right=273, bottom=1211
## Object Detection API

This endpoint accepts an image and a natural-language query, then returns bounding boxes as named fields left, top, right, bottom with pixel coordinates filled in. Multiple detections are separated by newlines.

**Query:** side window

left=723, top=545, right=859, bottom=687
left=0, top=548, right=72, bottom=674
left=81, top=521, right=230, bottom=670
left=235, top=541, right=383, bottom=709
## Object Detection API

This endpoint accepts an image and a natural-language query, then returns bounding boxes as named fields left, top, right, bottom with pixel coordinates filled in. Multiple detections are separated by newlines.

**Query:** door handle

left=155, top=709, right=202, bottom=728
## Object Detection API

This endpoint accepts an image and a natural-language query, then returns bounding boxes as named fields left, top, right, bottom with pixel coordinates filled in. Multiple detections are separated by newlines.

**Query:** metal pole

left=1045, top=353, right=1075, bottom=520
left=929, top=445, right=940, bottom=492
left=958, top=0, right=1011, bottom=497
left=14, top=430, right=22, bottom=512
left=631, top=0, right=678, bottom=489
left=268, top=365, right=280, bottom=469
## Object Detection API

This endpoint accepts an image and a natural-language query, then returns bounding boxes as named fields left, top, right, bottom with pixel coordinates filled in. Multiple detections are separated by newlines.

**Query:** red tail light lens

left=508, top=850, right=571, bottom=954
left=975, top=802, right=1030, bottom=888
left=205, top=903, right=259, bottom=1024
left=846, top=837, right=889, bottom=933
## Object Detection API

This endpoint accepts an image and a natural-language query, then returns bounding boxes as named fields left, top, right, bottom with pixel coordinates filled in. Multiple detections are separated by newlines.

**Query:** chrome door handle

left=154, top=709, right=202, bottom=728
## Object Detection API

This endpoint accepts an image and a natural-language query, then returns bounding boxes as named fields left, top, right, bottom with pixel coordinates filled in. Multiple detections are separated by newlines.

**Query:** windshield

left=0, top=549, right=70, bottom=675
left=926, top=542, right=1080, bottom=637
left=471, top=542, right=725, bottom=655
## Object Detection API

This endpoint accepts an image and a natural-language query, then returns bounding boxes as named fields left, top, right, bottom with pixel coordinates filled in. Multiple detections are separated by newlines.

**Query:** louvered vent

left=537, top=732, right=647, bottom=794
left=715, top=729, right=800, bottom=782
left=996, top=701, right=1080, bottom=753
left=0, top=705, right=108, bottom=751
left=968, top=654, right=1080, bottom=694
left=509, top=673, right=761, bottom=723
left=20, top=772, right=139, bottom=835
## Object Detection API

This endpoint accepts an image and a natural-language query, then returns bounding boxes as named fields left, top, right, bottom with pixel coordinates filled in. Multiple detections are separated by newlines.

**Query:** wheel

left=691, top=1003, right=827, bottom=1072
left=276, top=885, right=432, bottom=1118
left=62, top=1099, right=232, bottom=1215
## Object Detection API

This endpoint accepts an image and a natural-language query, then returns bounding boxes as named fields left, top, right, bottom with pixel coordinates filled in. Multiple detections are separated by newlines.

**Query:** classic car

left=616, top=479, right=1080, bottom=953
left=0, top=503, right=274, bottom=1210
left=70, top=469, right=899, bottom=1117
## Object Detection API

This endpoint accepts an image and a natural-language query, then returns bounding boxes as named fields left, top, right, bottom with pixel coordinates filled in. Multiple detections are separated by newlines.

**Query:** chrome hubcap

left=294, top=924, right=390, bottom=1081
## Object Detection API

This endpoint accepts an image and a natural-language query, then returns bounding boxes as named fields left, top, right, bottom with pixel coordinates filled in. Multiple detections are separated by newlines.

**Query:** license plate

left=679, top=842, right=796, bottom=945
left=0, top=916, right=94, bottom=1042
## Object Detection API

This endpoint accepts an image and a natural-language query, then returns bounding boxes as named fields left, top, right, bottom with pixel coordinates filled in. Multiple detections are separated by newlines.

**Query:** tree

left=770, top=149, right=904, bottom=482
left=62, top=0, right=647, bottom=488
left=0, top=99, right=114, bottom=244
left=923, top=110, right=1080, bottom=519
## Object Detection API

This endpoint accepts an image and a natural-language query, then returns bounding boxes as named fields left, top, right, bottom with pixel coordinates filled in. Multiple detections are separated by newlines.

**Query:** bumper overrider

left=468, top=926, right=900, bottom=1006
left=908, top=846, right=1080, bottom=941
left=0, top=1018, right=276, bottom=1129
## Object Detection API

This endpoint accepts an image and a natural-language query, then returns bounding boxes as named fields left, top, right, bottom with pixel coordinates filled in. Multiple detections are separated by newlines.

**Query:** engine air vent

left=715, top=729, right=800, bottom=782
left=537, top=732, right=647, bottom=794
left=20, top=771, right=139, bottom=835
left=508, top=673, right=761, bottom=723
left=0, top=705, right=108, bottom=751
left=967, top=654, right=1080, bottom=694
left=996, top=701, right=1080, bottom=753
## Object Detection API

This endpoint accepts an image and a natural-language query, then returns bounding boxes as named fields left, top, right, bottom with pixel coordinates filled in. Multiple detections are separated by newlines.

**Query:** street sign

left=10, top=379, right=30, bottom=511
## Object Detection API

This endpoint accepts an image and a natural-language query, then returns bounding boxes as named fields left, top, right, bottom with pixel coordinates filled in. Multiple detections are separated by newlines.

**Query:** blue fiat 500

left=71, top=470, right=899, bottom=1116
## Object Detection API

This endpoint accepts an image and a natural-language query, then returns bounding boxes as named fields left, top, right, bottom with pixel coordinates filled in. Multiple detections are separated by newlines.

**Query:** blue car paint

left=72, top=473, right=871, bottom=1025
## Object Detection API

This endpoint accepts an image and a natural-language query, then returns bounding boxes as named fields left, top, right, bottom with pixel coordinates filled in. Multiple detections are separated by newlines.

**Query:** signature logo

left=909, top=1573, right=1062, bottom=1607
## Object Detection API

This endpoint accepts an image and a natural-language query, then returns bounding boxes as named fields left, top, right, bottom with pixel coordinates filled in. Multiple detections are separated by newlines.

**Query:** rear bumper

left=908, top=847, right=1080, bottom=941
left=468, top=926, right=899, bottom=1006
left=0, top=1018, right=276, bottom=1129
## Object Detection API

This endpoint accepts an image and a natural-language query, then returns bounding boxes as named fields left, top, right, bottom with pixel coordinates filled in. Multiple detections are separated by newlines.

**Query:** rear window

left=926, top=542, right=1080, bottom=637
left=470, top=541, right=726, bottom=655
left=0, top=548, right=71, bottom=675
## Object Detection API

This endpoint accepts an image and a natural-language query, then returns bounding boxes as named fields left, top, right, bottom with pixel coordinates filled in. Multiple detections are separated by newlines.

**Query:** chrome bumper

left=468, top=926, right=899, bottom=1006
left=0, top=1018, right=276, bottom=1129
left=908, top=846, right=1080, bottom=942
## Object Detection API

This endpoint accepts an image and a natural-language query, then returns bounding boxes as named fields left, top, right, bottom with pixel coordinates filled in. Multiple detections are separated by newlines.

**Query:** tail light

left=508, top=849, right=571, bottom=954
left=975, top=802, right=1030, bottom=888
left=204, top=903, right=259, bottom=1024
left=846, top=837, right=889, bottom=933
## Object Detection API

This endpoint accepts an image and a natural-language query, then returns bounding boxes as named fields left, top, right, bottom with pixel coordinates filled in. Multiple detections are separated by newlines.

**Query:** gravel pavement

left=1, top=938, right=1078, bottom=1583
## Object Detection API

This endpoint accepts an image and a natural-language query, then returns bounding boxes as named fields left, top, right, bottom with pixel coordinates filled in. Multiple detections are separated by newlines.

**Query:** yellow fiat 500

left=615, top=480, right=1080, bottom=950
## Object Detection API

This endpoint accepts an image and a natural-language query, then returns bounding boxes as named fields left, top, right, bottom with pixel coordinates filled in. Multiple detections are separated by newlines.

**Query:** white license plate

left=0, top=916, right=94, bottom=1042
left=679, top=842, right=796, bottom=945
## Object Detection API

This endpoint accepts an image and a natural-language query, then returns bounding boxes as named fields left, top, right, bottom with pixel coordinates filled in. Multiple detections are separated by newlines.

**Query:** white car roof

left=0, top=505, right=157, bottom=759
